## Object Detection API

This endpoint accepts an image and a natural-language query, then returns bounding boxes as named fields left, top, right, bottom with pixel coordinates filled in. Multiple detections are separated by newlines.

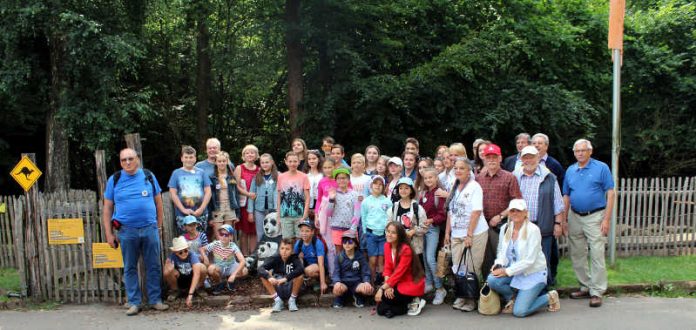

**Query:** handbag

left=478, top=282, right=501, bottom=315
left=454, top=247, right=479, bottom=299
left=436, top=246, right=451, bottom=278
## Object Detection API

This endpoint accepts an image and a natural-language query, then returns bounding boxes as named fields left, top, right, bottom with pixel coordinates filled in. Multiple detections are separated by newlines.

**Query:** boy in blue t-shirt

left=294, top=219, right=327, bottom=293
left=163, top=236, right=207, bottom=307
left=168, top=145, right=212, bottom=233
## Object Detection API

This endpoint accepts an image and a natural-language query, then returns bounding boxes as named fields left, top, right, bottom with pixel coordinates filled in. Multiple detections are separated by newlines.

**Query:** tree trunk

left=196, top=8, right=211, bottom=152
left=46, top=32, right=70, bottom=193
left=285, top=0, right=303, bottom=139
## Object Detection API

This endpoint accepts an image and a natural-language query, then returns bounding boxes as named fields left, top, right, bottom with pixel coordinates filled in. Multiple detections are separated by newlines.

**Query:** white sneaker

left=288, top=298, right=299, bottom=312
left=272, top=299, right=284, bottom=313
left=407, top=298, right=426, bottom=316
left=432, top=288, right=447, bottom=305
left=452, top=298, right=465, bottom=310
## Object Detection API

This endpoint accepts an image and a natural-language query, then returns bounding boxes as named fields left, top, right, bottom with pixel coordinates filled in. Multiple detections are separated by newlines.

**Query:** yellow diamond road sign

left=10, top=156, right=42, bottom=192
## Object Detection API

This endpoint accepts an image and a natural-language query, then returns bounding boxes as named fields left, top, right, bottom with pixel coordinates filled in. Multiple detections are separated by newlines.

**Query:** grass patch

left=0, top=268, right=21, bottom=293
left=556, top=255, right=696, bottom=288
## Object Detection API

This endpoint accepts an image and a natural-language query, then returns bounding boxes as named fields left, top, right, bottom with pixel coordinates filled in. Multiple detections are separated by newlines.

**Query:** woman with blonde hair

left=234, top=144, right=260, bottom=255
left=487, top=199, right=560, bottom=317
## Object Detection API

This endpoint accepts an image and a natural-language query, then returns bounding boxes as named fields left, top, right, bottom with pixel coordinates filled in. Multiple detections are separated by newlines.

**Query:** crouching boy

left=332, top=231, right=373, bottom=308
left=294, top=219, right=328, bottom=293
left=164, top=236, right=207, bottom=307
left=259, top=238, right=305, bottom=312
left=204, top=224, right=248, bottom=294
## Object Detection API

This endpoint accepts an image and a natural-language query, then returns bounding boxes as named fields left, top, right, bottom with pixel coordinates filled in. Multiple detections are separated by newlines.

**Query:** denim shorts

left=365, top=231, right=386, bottom=257
left=217, top=263, right=239, bottom=278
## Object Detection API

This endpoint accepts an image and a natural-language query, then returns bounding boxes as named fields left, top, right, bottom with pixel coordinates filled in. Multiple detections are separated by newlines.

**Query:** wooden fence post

left=21, top=153, right=43, bottom=301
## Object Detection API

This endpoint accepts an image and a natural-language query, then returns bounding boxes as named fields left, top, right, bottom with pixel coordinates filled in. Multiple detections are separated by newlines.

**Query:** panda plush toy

left=245, top=212, right=282, bottom=272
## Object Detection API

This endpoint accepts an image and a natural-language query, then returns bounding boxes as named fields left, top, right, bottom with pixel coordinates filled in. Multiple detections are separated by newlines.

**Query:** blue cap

left=396, top=177, right=415, bottom=188
left=182, top=215, right=198, bottom=225
left=219, top=224, right=235, bottom=234
left=297, top=218, right=315, bottom=229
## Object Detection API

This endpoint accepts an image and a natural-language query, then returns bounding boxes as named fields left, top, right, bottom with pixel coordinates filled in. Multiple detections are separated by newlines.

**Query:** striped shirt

left=518, top=167, right=564, bottom=222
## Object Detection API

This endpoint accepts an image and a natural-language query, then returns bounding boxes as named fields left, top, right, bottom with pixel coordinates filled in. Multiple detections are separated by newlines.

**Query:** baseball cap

left=388, top=157, right=403, bottom=167
left=521, top=146, right=539, bottom=156
left=482, top=144, right=502, bottom=156
left=508, top=199, right=528, bottom=211
left=297, top=218, right=315, bottom=229
left=219, top=224, right=235, bottom=234
left=396, top=177, right=415, bottom=188
left=341, top=230, right=357, bottom=239
left=371, top=175, right=386, bottom=185
left=182, top=215, right=198, bottom=225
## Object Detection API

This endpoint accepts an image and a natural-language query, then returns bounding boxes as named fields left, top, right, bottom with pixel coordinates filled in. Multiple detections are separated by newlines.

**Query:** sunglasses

left=120, top=157, right=136, bottom=163
left=342, top=238, right=355, bottom=244
left=176, top=249, right=189, bottom=256
left=218, top=232, right=231, bottom=237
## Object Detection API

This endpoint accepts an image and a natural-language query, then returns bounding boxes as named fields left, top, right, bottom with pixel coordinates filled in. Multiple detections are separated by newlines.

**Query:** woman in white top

left=488, top=199, right=561, bottom=317
left=444, top=157, right=488, bottom=312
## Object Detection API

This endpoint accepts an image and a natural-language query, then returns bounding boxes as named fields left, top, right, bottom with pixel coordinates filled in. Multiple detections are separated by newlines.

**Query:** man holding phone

left=102, top=148, right=169, bottom=316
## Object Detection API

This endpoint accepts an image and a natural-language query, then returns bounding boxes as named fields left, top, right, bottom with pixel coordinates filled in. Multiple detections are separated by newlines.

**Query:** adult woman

left=472, top=139, right=491, bottom=174
left=234, top=144, right=260, bottom=255
left=376, top=222, right=426, bottom=318
left=444, top=158, right=488, bottom=312
left=487, top=199, right=560, bottom=317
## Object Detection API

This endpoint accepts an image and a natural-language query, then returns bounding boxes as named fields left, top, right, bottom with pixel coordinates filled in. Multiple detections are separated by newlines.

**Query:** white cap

left=508, top=199, right=528, bottom=211
left=520, top=146, right=539, bottom=156
left=388, top=157, right=403, bottom=167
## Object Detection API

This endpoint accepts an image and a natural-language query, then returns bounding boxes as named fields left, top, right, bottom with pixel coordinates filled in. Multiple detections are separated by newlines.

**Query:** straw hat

left=170, top=236, right=189, bottom=252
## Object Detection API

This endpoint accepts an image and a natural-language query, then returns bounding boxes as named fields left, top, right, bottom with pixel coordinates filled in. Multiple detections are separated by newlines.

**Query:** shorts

left=274, top=276, right=294, bottom=300
left=177, top=273, right=193, bottom=289
left=365, top=231, right=386, bottom=257
left=331, top=228, right=348, bottom=246
left=215, top=263, right=240, bottom=278
left=212, top=210, right=238, bottom=223
left=281, top=217, right=302, bottom=239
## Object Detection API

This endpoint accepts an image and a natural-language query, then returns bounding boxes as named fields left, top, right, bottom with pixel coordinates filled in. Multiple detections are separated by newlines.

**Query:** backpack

left=391, top=200, right=420, bottom=228
left=112, top=168, right=157, bottom=204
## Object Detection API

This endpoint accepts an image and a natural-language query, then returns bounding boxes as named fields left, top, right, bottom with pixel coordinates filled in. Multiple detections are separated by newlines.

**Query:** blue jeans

left=118, top=224, right=163, bottom=306
left=540, top=235, right=558, bottom=286
left=423, top=225, right=443, bottom=289
left=487, top=274, right=549, bottom=318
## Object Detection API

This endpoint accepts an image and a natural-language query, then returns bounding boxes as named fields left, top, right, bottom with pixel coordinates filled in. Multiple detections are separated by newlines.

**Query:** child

left=387, top=177, right=427, bottom=258
left=415, top=157, right=433, bottom=191
left=402, top=151, right=419, bottom=182
left=209, top=151, right=240, bottom=239
left=375, top=222, right=426, bottom=318
left=331, top=144, right=350, bottom=168
left=181, top=215, right=209, bottom=264
left=325, top=168, right=360, bottom=254
left=248, top=153, right=278, bottom=243
left=350, top=153, right=372, bottom=201
left=164, top=236, right=207, bottom=307
left=304, top=150, right=323, bottom=211
left=404, top=137, right=420, bottom=157
left=291, top=138, right=308, bottom=172
left=364, top=145, right=381, bottom=176
left=321, top=136, right=335, bottom=159
left=386, top=157, right=403, bottom=203
left=277, top=151, right=310, bottom=239
left=315, top=158, right=337, bottom=215
left=258, top=238, right=305, bottom=312
left=294, top=219, right=327, bottom=293
left=203, top=224, right=248, bottom=295
left=434, top=157, right=445, bottom=174
left=360, top=175, right=391, bottom=283
left=376, top=155, right=390, bottom=178
left=331, top=231, right=373, bottom=308
left=418, top=168, right=447, bottom=305
left=168, top=145, right=213, bottom=234
left=234, top=145, right=260, bottom=255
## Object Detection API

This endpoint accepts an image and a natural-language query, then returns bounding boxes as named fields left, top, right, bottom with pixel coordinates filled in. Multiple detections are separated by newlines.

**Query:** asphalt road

left=1, top=296, right=694, bottom=330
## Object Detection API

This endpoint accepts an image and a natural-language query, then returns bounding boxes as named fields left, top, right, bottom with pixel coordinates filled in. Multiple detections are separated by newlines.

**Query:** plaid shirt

left=475, top=168, right=522, bottom=222
left=518, top=167, right=564, bottom=222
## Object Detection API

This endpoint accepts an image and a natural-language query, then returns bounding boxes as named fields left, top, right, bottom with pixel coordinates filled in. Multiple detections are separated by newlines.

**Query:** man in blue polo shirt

left=562, top=139, right=615, bottom=308
left=102, top=148, right=169, bottom=315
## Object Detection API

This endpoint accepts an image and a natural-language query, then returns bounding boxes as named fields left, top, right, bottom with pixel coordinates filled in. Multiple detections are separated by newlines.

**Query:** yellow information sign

left=10, top=156, right=42, bottom=192
left=48, top=218, right=85, bottom=245
left=0, top=203, right=5, bottom=214
left=92, top=243, right=124, bottom=268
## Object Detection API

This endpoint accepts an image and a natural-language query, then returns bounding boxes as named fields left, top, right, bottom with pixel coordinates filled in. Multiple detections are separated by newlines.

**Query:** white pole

left=610, top=48, right=621, bottom=266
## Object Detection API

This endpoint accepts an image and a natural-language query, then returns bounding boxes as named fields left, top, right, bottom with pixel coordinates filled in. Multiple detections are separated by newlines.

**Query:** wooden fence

left=0, top=177, right=694, bottom=302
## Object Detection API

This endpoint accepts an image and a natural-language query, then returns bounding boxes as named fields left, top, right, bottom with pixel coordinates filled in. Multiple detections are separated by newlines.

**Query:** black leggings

left=377, top=288, right=416, bottom=317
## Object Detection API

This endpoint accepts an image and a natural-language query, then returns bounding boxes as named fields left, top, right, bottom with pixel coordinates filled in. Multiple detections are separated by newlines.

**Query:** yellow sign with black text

left=48, top=218, right=85, bottom=245
left=92, top=243, right=124, bottom=268
left=10, top=156, right=42, bottom=192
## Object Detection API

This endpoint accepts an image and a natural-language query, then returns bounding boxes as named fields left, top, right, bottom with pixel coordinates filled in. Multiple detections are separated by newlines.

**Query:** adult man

left=531, top=133, right=565, bottom=185
left=502, top=133, right=531, bottom=172
left=102, top=148, right=169, bottom=315
left=475, top=144, right=522, bottom=255
left=196, top=138, right=234, bottom=179
left=563, top=139, right=615, bottom=308
left=513, top=146, right=565, bottom=287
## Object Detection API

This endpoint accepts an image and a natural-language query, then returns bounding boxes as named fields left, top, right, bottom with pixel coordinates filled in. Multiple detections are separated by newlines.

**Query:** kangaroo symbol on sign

left=15, top=167, right=34, bottom=180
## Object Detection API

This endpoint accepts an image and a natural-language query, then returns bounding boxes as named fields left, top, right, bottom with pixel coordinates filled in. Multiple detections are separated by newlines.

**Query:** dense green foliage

left=0, top=0, right=694, bottom=191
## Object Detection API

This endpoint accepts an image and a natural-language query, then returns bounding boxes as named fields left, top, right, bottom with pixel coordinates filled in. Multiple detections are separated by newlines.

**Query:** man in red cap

left=475, top=143, right=522, bottom=276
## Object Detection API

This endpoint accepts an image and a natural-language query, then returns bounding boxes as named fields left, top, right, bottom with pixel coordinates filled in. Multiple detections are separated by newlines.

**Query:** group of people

left=102, top=134, right=615, bottom=318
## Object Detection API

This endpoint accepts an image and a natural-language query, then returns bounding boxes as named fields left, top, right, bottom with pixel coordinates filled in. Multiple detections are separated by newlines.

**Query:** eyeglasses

left=176, top=249, right=189, bottom=256
left=573, top=149, right=590, bottom=153
left=120, top=157, right=136, bottom=163
left=218, top=232, right=231, bottom=237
